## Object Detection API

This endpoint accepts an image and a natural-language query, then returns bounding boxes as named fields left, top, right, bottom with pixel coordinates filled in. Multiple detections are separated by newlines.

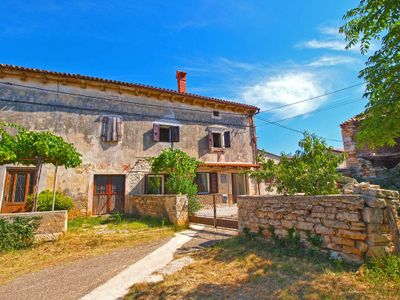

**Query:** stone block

left=342, top=245, right=363, bottom=256
left=281, top=220, right=295, bottom=229
left=297, top=221, right=314, bottom=231
left=336, top=212, right=360, bottom=222
left=362, top=207, right=383, bottom=224
left=367, top=234, right=391, bottom=245
left=355, top=241, right=368, bottom=252
left=364, top=197, right=387, bottom=208
left=333, top=221, right=350, bottom=230
left=366, top=246, right=390, bottom=257
left=315, top=224, right=335, bottom=235
left=338, top=230, right=367, bottom=240
left=332, top=237, right=354, bottom=247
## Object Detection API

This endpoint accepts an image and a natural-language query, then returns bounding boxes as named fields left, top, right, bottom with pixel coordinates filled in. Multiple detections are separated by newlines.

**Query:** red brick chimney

left=176, top=70, right=187, bottom=93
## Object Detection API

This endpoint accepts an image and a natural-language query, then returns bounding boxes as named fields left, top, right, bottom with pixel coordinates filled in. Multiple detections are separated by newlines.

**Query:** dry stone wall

left=238, top=183, right=399, bottom=263
left=0, top=210, right=68, bottom=241
left=125, top=195, right=188, bottom=226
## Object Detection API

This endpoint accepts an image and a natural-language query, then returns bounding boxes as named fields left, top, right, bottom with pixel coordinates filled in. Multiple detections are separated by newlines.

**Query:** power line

left=258, top=97, right=365, bottom=126
left=258, top=82, right=364, bottom=113
left=254, top=115, right=343, bottom=143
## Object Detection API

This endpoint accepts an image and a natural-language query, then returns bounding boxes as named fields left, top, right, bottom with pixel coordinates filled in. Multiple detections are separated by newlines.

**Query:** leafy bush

left=27, top=190, right=74, bottom=211
left=250, top=132, right=345, bottom=195
left=150, top=149, right=201, bottom=215
left=0, top=217, right=41, bottom=252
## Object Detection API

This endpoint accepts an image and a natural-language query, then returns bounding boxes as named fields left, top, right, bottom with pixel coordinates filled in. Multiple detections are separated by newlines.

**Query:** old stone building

left=0, top=64, right=260, bottom=215
left=341, top=117, right=400, bottom=183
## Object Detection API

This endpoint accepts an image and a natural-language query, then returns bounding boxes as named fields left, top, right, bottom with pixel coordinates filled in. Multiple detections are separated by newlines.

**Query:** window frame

left=212, top=110, right=221, bottom=119
left=159, top=126, right=171, bottom=143
left=146, top=174, right=165, bottom=194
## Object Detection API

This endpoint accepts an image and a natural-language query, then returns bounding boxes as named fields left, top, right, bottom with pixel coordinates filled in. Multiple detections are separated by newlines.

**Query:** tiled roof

left=0, top=64, right=259, bottom=112
left=340, top=113, right=365, bottom=127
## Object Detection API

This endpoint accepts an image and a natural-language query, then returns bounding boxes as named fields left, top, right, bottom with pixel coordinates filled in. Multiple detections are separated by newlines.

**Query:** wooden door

left=93, top=175, right=125, bottom=215
left=231, top=173, right=247, bottom=204
left=1, top=169, right=35, bottom=213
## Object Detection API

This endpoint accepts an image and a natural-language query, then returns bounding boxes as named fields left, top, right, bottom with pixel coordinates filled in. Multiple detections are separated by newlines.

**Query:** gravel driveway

left=0, top=237, right=171, bottom=300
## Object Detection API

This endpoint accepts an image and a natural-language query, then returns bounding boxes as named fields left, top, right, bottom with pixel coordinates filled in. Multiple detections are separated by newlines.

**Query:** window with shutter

left=101, top=116, right=122, bottom=143
left=153, top=124, right=180, bottom=143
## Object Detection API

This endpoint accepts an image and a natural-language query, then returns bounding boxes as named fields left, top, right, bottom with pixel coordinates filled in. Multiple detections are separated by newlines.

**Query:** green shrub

left=0, top=217, right=41, bottom=252
left=27, top=190, right=74, bottom=211
left=363, top=255, right=400, bottom=283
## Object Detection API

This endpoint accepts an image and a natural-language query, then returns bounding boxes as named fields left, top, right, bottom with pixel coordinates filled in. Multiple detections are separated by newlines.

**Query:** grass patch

left=126, top=236, right=400, bottom=299
left=0, top=214, right=176, bottom=284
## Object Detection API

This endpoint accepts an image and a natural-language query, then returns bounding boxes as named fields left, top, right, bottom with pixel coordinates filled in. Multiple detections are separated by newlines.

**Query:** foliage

left=362, top=255, right=400, bottom=284
left=248, top=152, right=276, bottom=192
left=339, top=0, right=400, bottom=149
left=150, top=148, right=200, bottom=214
left=0, top=217, right=41, bottom=253
left=251, top=133, right=345, bottom=195
left=0, top=123, right=82, bottom=167
left=27, top=190, right=74, bottom=211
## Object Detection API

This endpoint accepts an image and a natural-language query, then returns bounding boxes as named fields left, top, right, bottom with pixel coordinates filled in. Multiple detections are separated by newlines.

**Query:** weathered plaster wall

left=0, top=77, right=256, bottom=213
left=0, top=210, right=68, bottom=241
left=238, top=183, right=399, bottom=263
left=125, top=194, right=188, bottom=226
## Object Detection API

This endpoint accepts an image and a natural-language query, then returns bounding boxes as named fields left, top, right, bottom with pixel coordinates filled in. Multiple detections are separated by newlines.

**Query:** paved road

left=0, top=238, right=172, bottom=300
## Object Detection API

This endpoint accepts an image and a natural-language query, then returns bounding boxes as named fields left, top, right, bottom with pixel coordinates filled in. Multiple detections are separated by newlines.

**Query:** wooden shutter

left=208, top=130, right=213, bottom=150
left=210, top=173, right=218, bottom=194
left=116, top=117, right=122, bottom=141
left=112, top=116, right=118, bottom=142
left=101, top=116, right=108, bottom=141
left=224, top=131, right=231, bottom=148
left=171, top=126, right=180, bottom=142
left=153, top=123, right=160, bottom=142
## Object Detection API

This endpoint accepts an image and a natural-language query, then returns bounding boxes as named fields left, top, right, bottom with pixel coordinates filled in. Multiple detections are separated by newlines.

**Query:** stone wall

left=0, top=210, right=68, bottom=241
left=238, top=183, right=399, bottom=263
left=125, top=195, right=188, bottom=226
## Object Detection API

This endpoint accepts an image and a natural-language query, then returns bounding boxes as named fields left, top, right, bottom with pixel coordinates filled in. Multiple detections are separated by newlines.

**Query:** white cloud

left=318, top=26, right=340, bottom=36
left=307, top=55, right=359, bottom=67
left=297, top=39, right=351, bottom=52
left=241, top=72, right=327, bottom=118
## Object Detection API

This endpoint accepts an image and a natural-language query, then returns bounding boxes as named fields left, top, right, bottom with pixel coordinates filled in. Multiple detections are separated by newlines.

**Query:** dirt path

left=0, top=237, right=171, bottom=300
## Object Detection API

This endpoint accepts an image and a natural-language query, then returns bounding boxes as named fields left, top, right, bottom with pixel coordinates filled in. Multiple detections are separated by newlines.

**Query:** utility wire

left=258, top=83, right=364, bottom=113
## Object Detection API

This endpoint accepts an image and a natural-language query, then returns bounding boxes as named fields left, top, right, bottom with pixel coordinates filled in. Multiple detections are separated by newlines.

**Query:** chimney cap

left=176, top=70, right=187, bottom=79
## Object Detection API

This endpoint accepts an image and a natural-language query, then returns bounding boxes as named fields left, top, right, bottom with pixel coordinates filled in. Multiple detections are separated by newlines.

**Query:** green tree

left=251, top=133, right=345, bottom=195
left=248, top=152, right=277, bottom=193
left=0, top=123, right=82, bottom=211
left=150, top=148, right=200, bottom=214
left=339, top=0, right=400, bottom=149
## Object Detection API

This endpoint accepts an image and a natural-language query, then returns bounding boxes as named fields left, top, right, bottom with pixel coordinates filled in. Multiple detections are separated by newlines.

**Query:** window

left=208, top=129, right=231, bottom=150
left=101, top=116, right=122, bottom=142
left=146, top=175, right=164, bottom=194
left=195, top=173, right=209, bottom=194
left=212, top=133, right=222, bottom=148
left=153, top=124, right=180, bottom=143
left=212, top=111, right=220, bottom=118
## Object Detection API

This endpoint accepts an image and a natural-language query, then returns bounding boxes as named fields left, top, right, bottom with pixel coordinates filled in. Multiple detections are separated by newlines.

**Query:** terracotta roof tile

left=0, top=64, right=259, bottom=112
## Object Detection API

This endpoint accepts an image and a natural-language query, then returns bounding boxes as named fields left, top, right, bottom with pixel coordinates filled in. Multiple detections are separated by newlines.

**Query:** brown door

left=231, top=173, right=247, bottom=204
left=1, top=169, right=35, bottom=213
left=93, top=175, right=125, bottom=215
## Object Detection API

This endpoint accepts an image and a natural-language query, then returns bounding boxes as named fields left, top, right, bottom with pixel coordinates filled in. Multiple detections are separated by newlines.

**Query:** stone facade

left=0, top=64, right=259, bottom=215
left=340, top=117, right=400, bottom=180
left=238, top=183, right=399, bottom=263
left=125, top=195, right=188, bottom=226
left=0, top=210, right=68, bottom=241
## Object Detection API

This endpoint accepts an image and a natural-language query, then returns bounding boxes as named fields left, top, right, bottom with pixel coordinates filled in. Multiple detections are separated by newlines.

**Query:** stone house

left=340, top=116, right=400, bottom=180
left=0, top=64, right=260, bottom=215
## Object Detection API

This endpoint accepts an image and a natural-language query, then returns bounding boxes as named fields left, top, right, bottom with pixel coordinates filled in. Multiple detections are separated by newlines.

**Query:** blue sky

left=0, top=0, right=368, bottom=154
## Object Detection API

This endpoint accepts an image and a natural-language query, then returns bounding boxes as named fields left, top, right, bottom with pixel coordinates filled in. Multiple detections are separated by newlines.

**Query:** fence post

left=213, top=194, right=217, bottom=229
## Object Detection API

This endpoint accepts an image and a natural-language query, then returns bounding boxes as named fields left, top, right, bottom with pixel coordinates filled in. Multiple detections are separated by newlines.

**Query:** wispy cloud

left=241, top=72, right=327, bottom=118
left=297, top=39, right=351, bottom=52
left=306, top=55, right=359, bottom=67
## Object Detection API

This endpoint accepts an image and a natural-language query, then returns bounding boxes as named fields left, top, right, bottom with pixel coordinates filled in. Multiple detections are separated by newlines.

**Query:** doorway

left=93, top=175, right=125, bottom=215
left=231, top=173, right=247, bottom=203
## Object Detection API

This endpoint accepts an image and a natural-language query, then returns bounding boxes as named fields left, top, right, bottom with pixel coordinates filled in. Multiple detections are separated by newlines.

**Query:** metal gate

left=189, top=195, right=238, bottom=229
